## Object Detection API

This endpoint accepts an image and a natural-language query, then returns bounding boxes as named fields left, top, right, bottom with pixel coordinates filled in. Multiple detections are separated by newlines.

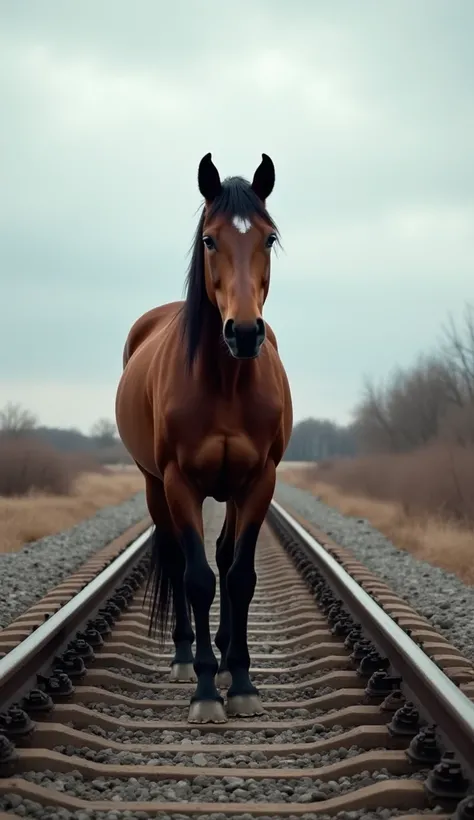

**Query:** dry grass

left=278, top=463, right=474, bottom=586
left=0, top=468, right=145, bottom=553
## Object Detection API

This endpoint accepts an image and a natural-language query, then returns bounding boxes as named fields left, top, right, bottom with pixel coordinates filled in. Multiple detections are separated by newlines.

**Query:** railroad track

left=0, top=499, right=473, bottom=820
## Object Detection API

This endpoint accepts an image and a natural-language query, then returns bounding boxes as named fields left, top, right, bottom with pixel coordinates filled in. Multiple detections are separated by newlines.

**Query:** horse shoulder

left=123, top=301, right=184, bottom=364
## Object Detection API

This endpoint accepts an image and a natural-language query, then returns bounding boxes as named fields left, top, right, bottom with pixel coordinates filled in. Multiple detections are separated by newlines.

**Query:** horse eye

left=265, top=233, right=277, bottom=249
left=202, top=235, right=216, bottom=251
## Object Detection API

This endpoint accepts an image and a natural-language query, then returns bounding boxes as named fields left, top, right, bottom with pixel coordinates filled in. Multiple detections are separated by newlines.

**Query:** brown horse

left=115, top=153, right=293, bottom=723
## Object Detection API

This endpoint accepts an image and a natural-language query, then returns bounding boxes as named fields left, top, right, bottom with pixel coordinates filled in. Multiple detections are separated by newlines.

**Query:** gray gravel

left=0, top=492, right=147, bottom=629
left=81, top=701, right=312, bottom=722
left=0, top=800, right=445, bottom=820
left=82, top=720, right=343, bottom=745
left=17, top=768, right=428, bottom=803
left=105, top=684, right=335, bottom=703
left=275, top=481, right=474, bottom=661
left=105, top=665, right=338, bottom=687
left=53, top=742, right=368, bottom=768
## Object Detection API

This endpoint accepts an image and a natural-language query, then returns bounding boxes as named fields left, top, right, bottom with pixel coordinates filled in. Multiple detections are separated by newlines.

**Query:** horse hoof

left=188, top=700, right=227, bottom=724
left=216, top=671, right=232, bottom=689
left=169, top=663, right=196, bottom=683
left=226, top=694, right=266, bottom=717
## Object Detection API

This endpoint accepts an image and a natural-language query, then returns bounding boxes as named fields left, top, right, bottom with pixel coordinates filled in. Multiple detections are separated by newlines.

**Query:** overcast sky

left=1, top=1, right=473, bottom=433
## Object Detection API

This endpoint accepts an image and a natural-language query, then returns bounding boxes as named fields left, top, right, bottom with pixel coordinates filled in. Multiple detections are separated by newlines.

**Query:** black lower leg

left=170, top=573, right=194, bottom=667
left=215, top=520, right=234, bottom=675
left=226, top=524, right=259, bottom=697
left=181, top=526, right=221, bottom=703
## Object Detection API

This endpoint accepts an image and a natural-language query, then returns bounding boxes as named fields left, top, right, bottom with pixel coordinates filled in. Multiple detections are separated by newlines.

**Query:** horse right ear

left=198, top=153, right=222, bottom=202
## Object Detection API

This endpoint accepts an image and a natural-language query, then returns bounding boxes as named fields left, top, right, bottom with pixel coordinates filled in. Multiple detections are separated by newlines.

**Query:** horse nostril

left=256, top=317, right=265, bottom=339
left=224, top=319, right=236, bottom=341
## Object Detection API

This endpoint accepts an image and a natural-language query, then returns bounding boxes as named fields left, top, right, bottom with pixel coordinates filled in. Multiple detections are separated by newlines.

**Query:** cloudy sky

left=1, top=1, right=473, bottom=433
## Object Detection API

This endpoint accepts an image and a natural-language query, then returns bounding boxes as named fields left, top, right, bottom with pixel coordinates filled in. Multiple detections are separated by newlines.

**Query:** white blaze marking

left=232, top=215, right=252, bottom=233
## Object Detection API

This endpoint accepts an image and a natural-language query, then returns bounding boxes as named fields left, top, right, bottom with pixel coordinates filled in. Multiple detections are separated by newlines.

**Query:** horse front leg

left=226, top=460, right=276, bottom=717
left=164, top=462, right=226, bottom=724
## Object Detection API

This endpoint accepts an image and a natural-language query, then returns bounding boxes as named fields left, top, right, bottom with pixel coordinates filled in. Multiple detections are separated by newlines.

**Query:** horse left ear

left=198, top=153, right=222, bottom=202
left=251, top=153, right=275, bottom=202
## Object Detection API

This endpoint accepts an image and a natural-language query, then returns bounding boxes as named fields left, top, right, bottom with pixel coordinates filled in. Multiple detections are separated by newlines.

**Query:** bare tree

left=90, top=418, right=117, bottom=448
left=353, top=304, right=474, bottom=455
left=440, top=303, right=474, bottom=404
left=0, top=402, right=38, bottom=436
left=352, top=377, right=397, bottom=453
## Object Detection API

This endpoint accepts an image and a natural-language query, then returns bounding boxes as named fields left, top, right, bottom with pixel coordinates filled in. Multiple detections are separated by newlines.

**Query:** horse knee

left=227, top=561, right=256, bottom=604
left=184, top=559, right=216, bottom=610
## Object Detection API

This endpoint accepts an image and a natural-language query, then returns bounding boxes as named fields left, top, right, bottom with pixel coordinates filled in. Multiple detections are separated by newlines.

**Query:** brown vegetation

left=0, top=436, right=103, bottom=497
left=0, top=404, right=144, bottom=553
left=314, top=443, right=474, bottom=523
left=0, top=468, right=145, bottom=553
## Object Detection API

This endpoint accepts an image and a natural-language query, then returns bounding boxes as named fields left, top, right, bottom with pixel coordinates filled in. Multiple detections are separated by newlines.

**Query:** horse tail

left=144, top=528, right=176, bottom=646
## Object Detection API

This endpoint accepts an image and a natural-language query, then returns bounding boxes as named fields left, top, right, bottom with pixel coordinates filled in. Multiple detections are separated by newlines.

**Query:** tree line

left=0, top=403, right=130, bottom=463
left=283, top=303, right=474, bottom=460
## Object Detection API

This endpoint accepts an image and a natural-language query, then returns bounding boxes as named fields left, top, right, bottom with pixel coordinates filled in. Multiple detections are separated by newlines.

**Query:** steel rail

left=268, top=499, right=474, bottom=776
left=0, top=525, right=153, bottom=709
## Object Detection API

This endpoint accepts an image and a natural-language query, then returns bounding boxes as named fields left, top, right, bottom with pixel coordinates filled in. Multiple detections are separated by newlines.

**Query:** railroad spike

left=406, top=725, right=442, bottom=765
left=454, top=796, right=474, bottom=820
left=21, top=689, right=54, bottom=716
left=387, top=701, right=421, bottom=737
left=425, top=753, right=469, bottom=804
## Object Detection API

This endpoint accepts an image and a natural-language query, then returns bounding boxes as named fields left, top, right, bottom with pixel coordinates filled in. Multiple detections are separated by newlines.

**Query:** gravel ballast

left=0, top=492, right=148, bottom=628
left=0, top=802, right=444, bottom=820
left=53, top=742, right=366, bottom=768
left=105, top=684, right=334, bottom=703
left=275, top=481, right=474, bottom=662
left=15, top=768, right=428, bottom=803
left=82, top=721, right=345, bottom=745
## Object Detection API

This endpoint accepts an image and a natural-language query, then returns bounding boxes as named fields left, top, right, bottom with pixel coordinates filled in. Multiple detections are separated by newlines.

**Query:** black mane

left=181, top=176, right=279, bottom=369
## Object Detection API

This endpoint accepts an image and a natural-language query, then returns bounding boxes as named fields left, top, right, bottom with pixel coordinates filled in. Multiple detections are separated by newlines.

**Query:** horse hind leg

left=215, top=501, right=236, bottom=690
left=164, top=462, right=226, bottom=724
left=144, top=475, right=196, bottom=683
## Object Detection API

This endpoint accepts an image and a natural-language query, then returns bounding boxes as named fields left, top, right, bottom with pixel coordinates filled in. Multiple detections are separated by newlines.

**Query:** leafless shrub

left=0, top=437, right=102, bottom=497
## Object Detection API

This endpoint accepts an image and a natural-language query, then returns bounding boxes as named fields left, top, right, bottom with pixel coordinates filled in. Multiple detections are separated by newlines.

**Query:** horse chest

left=167, top=393, right=282, bottom=496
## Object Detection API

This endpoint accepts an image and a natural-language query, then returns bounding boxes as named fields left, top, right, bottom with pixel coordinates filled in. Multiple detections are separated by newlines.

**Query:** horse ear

left=198, top=153, right=222, bottom=202
left=251, top=153, right=275, bottom=202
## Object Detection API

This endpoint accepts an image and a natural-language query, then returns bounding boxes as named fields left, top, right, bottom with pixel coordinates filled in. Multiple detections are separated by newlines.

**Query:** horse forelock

left=182, top=176, right=279, bottom=369
left=207, top=176, right=277, bottom=229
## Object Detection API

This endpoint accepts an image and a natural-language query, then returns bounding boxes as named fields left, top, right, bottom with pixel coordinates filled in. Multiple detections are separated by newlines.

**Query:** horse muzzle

left=223, top=318, right=266, bottom=359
